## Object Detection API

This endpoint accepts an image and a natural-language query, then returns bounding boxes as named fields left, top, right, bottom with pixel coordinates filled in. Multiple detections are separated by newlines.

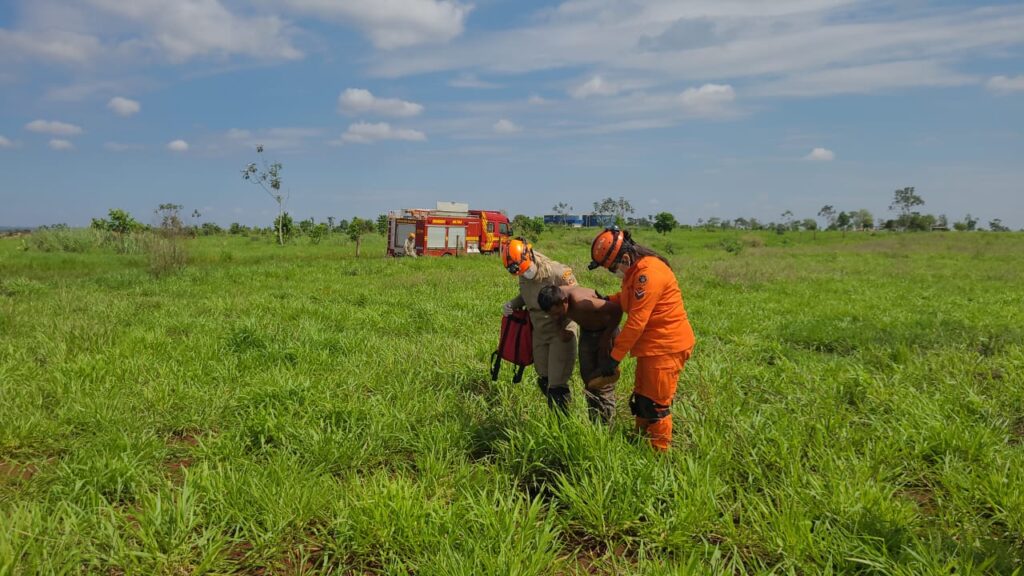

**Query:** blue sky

left=1, top=0, right=1022, bottom=228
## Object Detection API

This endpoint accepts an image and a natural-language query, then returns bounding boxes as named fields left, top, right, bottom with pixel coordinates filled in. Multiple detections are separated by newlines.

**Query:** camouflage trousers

left=579, top=327, right=620, bottom=424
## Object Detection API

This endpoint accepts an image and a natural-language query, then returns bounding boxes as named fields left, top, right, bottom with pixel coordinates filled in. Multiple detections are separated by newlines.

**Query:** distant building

left=543, top=214, right=583, bottom=227
left=543, top=214, right=614, bottom=227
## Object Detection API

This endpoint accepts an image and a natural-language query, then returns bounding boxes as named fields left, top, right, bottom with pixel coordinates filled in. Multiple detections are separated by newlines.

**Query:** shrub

left=719, top=238, right=743, bottom=255
left=144, top=234, right=189, bottom=278
left=25, top=225, right=99, bottom=253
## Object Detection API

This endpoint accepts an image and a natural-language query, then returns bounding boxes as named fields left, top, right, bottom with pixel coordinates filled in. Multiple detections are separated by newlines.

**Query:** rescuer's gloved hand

left=598, top=357, right=619, bottom=377
left=502, top=300, right=515, bottom=317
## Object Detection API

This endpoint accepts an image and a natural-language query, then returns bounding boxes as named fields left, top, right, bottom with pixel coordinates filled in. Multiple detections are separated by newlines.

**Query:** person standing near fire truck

left=502, top=238, right=578, bottom=411
left=588, top=226, right=696, bottom=451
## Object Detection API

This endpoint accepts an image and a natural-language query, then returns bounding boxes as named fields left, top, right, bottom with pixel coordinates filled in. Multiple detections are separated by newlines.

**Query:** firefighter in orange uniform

left=589, top=227, right=696, bottom=451
left=502, top=238, right=579, bottom=411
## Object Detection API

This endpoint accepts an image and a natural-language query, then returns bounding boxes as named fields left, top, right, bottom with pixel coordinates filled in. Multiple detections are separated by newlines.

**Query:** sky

left=1, top=0, right=1022, bottom=229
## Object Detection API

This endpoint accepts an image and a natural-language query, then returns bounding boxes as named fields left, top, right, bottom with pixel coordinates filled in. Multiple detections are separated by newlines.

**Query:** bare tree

left=241, top=145, right=289, bottom=245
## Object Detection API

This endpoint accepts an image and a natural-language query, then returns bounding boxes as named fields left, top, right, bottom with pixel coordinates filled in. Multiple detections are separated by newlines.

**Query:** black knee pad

left=628, top=393, right=670, bottom=421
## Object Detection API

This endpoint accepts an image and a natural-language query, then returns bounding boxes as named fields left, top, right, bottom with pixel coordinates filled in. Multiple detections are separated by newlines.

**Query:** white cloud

left=46, top=80, right=135, bottom=102
left=0, top=28, right=102, bottom=64
left=49, top=139, right=74, bottom=151
left=87, top=0, right=302, bottom=62
left=283, top=0, right=471, bottom=49
left=987, top=75, right=1024, bottom=94
left=167, top=139, right=189, bottom=152
left=336, top=122, right=427, bottom=144
left=108, top=96, right=141, bottom=117
left=104, top=142, right=144, bottom=151
left=225, top=127, right=323, bottom=151
left=570, top=75, right=620, bottom=99
left=338, top=88, right=424, bottom=117
left=493, top=119, right=522, bottom=134
left=804, top=147, right=835, bottom=161
left=449, top=73, right=501, bottom=89
left=679, top=83, right=736, bottom=116
left=527, top=94, right=548, bottom=105
left=0, top=135, right=13, bottom=148
left=25, top=120, right=83, bottom=136
left=754, top=61, right=975, bottom=97
left=368, top=2, right=1024, bottom=101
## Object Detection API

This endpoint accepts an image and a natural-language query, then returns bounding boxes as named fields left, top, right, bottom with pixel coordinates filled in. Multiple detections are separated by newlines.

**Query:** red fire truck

left=387, top=201, right=512, bottom=257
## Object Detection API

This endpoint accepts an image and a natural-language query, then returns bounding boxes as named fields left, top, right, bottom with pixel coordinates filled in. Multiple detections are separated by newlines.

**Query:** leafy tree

left=801, top=218, right=818, bottom=231
left=818, top=205, right=837, bottom=233
left=836, top=211, right=852, bottom=236
left=551, top=202, right=573, bottom=225
left=229, top=222, right=247, bottom=235
left=241, top=145, right=289, bottom=245
left=309, top=223, right=330, bottom=244
left=905, top=213, right=936, bottom=231
left=954, top=214, right=978, bottom=231
left=298, top=218, right=316, bottom=236
left=347, top=217, right=375, bottom=257
left=593, top=196, right=634, bottom=224
left=326, top=216, right=336, bottom=231
left=92, top=208, right=142, bottom=235
left=889, top=186, right=924, bottom=219
left=989, top=218, right=1010, bottom=232
left=200, top=222, right=223, bottom=236
left=733, top=217, right=749, bottom=230
left=511, top=214, right=545, bottom=242
left=653, top=212, right=678, bottom=235
left=376, top=214, right=389, bottom=236
left=274, top=212, right=294, bottom=239
left=154, top=204, right=185, bottom=234
left=781, top=210, right=799, bottom=231
left=852, top=209, right=874, bottom=231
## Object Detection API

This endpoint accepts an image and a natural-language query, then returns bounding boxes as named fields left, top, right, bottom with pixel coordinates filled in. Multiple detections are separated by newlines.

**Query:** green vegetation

left=1, top=229, right=1023, bottom=574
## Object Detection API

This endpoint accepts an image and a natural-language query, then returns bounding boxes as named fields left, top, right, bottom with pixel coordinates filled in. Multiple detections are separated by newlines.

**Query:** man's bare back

left=554, top=285, right=621, bottom=331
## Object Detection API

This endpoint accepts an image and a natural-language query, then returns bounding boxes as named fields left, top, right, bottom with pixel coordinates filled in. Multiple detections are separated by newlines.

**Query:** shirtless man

left=537, top=284, right=622, bottom=423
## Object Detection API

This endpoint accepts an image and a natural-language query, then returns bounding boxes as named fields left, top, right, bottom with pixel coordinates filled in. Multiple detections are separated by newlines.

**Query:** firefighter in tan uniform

left=403, top=232, right=417, bottom=257
left=501, top=238, right=579, bottom=411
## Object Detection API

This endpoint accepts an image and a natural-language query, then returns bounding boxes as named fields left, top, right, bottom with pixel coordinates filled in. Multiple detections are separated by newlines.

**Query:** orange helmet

left=588, top=226, right=627, bottom=270
left=502, top=237, right=534, bottom=276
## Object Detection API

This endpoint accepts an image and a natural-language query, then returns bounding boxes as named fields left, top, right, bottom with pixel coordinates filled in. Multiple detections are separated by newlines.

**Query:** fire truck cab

left=387, top=202, right=512, bottom=257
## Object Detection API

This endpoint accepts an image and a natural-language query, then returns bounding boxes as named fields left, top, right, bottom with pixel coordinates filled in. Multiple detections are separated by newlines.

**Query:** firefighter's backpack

left=490, top=309, right=533, bottom=384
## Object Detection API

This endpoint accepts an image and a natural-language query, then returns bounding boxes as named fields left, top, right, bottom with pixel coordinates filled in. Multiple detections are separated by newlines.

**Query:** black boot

left=546, top=386, right=571, bottom=415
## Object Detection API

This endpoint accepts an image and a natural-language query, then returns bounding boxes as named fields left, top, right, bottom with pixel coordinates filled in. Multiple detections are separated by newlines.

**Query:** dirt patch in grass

left=899, top=486, right=937, bottom=516
left=168, top=429, right=203, bottom=447
left=557, top=532, right=636, bottom=575
left=0, top=460, right=39, bottom=482
left=164, top=430, right=204, bottom=482
left=1009, top=417, right=1024, bottom=446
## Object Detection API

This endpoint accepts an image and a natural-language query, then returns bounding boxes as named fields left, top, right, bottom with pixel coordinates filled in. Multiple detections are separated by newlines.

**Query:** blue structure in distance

left=543, top=214, right=613, bottom=227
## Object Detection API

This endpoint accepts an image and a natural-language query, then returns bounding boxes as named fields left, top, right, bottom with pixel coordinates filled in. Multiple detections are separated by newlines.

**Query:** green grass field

left=1, top=229, right=1023, bottom=574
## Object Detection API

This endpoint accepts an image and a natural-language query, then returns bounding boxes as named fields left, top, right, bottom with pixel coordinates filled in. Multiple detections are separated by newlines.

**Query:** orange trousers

left=634, top=349, right=691, bottom=451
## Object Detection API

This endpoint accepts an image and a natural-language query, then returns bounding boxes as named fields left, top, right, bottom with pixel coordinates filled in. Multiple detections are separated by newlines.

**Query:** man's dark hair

left=622, top=230, right=671, bottom=269
left=537, top=285, right=566, bottom=312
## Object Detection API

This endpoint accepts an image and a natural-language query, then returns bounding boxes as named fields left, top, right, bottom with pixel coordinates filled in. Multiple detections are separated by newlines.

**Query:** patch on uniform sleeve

left=634, top=288, right=645, bottom=299
left=562, top=268, right=576, bottom=286
left=638, top=274, right=648, bottom=285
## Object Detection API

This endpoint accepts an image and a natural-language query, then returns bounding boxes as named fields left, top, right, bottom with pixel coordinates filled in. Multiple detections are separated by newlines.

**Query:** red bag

left=490, top=309, right=533, bottom=384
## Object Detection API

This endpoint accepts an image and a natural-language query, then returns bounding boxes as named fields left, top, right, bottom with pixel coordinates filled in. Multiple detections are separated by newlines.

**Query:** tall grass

left=1, top=230, right=1022, bottom=574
